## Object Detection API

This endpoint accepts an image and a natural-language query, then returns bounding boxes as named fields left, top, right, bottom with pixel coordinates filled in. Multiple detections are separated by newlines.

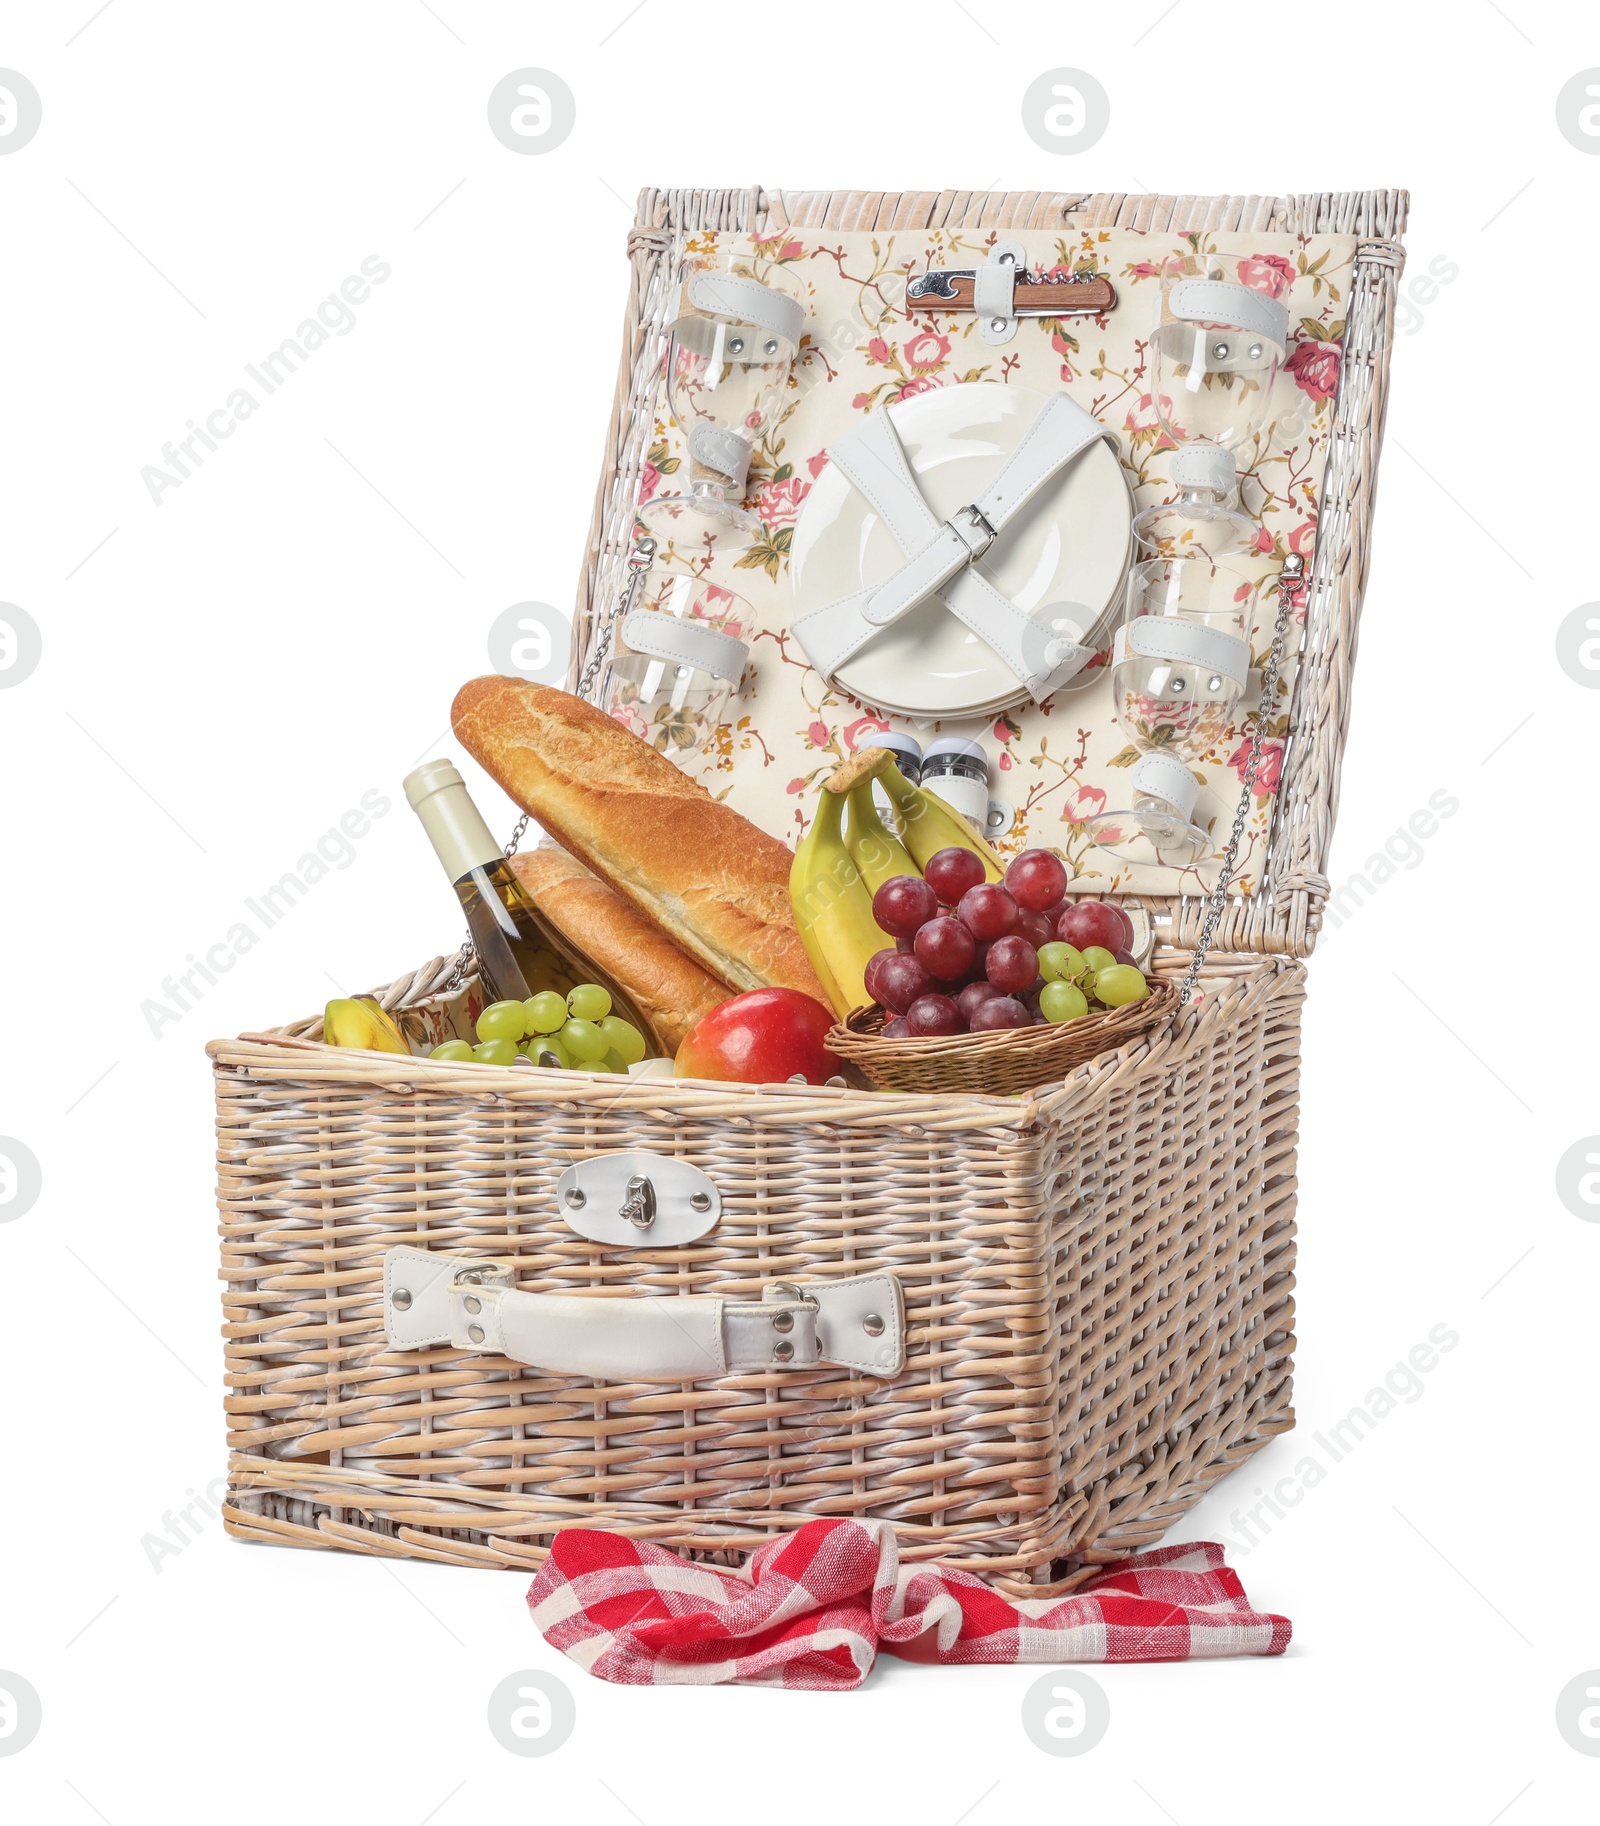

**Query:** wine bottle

left=403, top=760, right=663, bottom=1056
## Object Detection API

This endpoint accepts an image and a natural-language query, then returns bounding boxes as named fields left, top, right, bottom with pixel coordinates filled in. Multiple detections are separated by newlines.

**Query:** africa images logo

left=140, top=257, right=391, bottom=505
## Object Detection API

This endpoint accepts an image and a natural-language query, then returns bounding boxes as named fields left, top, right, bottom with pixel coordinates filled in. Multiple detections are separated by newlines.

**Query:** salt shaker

left=920, top=737, right=992, bottom=832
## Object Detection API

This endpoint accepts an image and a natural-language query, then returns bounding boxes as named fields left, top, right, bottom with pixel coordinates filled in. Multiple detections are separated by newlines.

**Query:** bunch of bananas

left=323, top=996, right=411, bottom=1054
left=789, top=748, right=1003, bottom=1019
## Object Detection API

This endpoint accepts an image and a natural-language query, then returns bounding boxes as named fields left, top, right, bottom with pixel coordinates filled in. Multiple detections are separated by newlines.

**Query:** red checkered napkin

left=527, top=1519, right=1290, bottom=1691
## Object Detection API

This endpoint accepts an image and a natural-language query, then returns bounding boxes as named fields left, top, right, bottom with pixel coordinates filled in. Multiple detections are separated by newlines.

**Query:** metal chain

left=1177, top=551, right=1304, bottom=1008
left=576, top=535, right=657, bottom=702
left=440, top=937, right=476, bottom=995
left=442, top=538, right=661, bottom=996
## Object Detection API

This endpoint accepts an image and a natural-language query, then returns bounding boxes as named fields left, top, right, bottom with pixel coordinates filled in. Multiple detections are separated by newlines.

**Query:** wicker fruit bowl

left=828, top=976, right=1178, bottom=1096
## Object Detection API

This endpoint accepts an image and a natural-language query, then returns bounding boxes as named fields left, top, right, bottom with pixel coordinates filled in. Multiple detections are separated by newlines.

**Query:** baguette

left=508, top=845, right=727, bottom=1052
left=452, top=677, right=828, bottom=1004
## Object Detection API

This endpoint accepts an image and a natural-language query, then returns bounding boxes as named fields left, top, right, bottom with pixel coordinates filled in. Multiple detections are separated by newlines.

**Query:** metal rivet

left=468, top=1323, right=485, bottom=1345
left=392, top=1288, right=413, bottom=1311
left=772, top=1310, right=793, bottom=1333
left=464, top=1295, right=482, bottom=1315
left=690, top=1192, right=713, bottom=1213
left=990, top=316, right=1006, bottom=332
left=564, top=1188, right=586, bottom=1210
left=763, top=338, right=778, bottom=355
left=773, top=1339, right=794, bottom=1362
left=862, top=1313, right=885, bottom=1337
left=729, top=336, right=745, bottom=353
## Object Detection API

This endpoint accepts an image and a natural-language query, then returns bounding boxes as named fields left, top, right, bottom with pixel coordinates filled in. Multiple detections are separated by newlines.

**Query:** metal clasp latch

left=1277, top=550, right=1305, bottom=601
left=948, top=503, right=996, bottom=560
left=619, top=1173, right=656, bottom=1230
left=554, top=1152, right=720, bottom=1247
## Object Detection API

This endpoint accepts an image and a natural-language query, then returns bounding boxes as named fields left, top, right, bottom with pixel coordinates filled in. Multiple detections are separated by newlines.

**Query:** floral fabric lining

left=625, top=226, right=1356, bottom=897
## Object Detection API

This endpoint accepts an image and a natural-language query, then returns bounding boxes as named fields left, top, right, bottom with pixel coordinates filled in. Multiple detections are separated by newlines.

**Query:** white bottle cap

left=403, top=760, right=505, bottom=884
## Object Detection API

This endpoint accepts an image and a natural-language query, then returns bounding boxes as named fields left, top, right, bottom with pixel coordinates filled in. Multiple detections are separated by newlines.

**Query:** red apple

left=673, top=988, right=841, bottom=1086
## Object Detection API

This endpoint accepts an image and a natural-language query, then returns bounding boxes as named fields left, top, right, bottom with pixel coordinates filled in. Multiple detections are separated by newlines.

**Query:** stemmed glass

left=637, top=252, right=805, bottom=551
left=1132, top=253, right=1288, bottom=558
left=599, top=568, right=751, bottom=766
left=1085, top=553, right=1256, bottom=865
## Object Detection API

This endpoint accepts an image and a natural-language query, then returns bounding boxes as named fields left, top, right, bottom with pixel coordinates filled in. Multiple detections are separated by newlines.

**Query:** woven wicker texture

left=212, top=947, right=1301, bottom=1595
left=832, top=978, right=1178, bottom=1096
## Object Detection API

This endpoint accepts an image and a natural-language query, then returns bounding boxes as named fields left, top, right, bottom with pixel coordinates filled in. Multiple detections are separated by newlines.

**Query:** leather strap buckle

left=948, top=503, right=997, bottom=560
left=790, top=393, right=1113, bottom=705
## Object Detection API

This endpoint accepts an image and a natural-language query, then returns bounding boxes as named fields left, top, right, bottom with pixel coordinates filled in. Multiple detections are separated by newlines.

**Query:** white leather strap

left=1130, top=750, right=1200, bottom=819
left=873, top=394, right=1106, bottom=680
left=975, top=392, right=1103, bottom=523
left=621, top=607, right=748, bottom=683
left=1114, top=615, right=1250, bottom=686
left=791, top=393, right=1109, bottom=703
left=1169, top=444, right=1237, bottom=493
left=787, top=412, right=949, bottom=676
left=684, top=272, right=805, bottom=350
left=1161, top=278, right=1289, bottom=347
left=492, top=1288, right=728, bottom=1378
left=973, top=240, right=1027, bottom=346
left=820, top=390, right=942, bottom=553
left=382, top=1246, right=905, bottom=1380
left=861, top=508, right=994, bottom=628
left=687, top=421, right=750, bottom=486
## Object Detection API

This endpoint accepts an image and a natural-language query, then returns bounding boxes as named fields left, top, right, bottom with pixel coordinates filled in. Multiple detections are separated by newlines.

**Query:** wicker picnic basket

left=209, top=187, right=1404, bottom=1596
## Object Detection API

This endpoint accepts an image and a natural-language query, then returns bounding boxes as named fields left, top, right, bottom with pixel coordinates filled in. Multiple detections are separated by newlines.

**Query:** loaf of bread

left=509, top=845, right=727, bottom=1052
left=452, top=677, right=828, bottom=1003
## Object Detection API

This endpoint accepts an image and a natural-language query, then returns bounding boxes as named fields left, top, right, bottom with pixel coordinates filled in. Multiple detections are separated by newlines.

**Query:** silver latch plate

left=555, top=1151, right=721, bottom=1247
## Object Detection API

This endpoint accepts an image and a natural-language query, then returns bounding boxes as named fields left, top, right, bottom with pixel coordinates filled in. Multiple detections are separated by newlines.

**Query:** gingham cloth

left=526, top=1519, right=1291, bottom=1690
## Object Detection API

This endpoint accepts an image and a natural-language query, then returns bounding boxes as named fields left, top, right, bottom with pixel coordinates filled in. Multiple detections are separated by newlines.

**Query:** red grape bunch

left=865, top=848, right=1150, bottom=1040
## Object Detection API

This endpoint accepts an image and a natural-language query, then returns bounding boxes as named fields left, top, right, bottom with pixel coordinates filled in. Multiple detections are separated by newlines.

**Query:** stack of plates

left=789, top=382, right=1133, bottom=721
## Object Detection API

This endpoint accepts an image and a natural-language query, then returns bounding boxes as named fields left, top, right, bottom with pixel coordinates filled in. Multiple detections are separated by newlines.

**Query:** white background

left=2, top=1, right=1597, bottom=1819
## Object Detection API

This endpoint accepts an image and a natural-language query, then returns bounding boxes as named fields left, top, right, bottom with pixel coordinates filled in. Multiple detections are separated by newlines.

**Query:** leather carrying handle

left=382, top=1245, right=905, bottom=1381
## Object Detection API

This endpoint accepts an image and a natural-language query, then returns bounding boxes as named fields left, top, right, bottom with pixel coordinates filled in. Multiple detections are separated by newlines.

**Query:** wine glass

left=1086, top=553, right=1256, bottom=865
left=638, top=253, right=805, bottom=551
left=599, top=570, right=751, bottom=764
left=1133, top=254, right=1288, bottom=557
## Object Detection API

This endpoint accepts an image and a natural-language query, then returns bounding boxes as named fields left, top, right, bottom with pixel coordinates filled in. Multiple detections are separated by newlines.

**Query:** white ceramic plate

left=789, top=382, right=1132, bottom=719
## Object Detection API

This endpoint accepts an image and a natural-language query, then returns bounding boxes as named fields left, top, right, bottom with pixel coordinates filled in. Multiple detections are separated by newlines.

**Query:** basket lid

left=570, top=187, right=1406, bottom=959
